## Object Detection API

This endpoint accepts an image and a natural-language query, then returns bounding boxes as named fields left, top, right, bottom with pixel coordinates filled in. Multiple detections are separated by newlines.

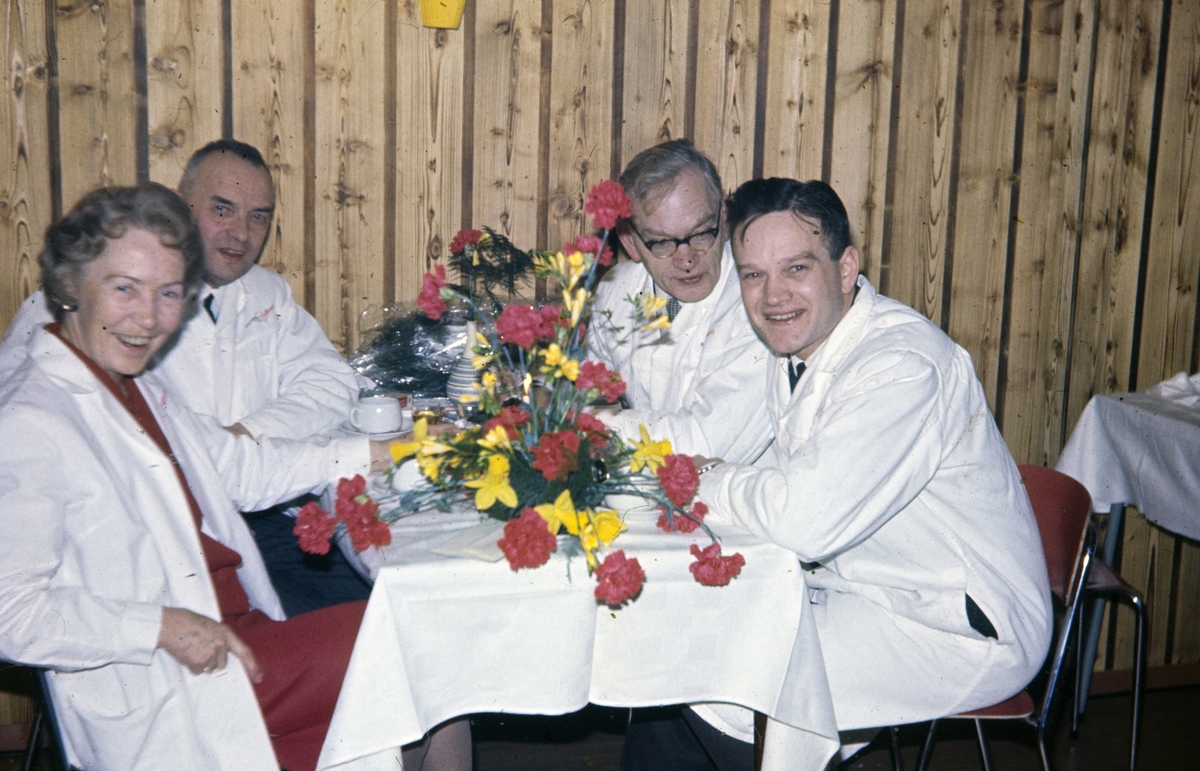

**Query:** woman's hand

left=158, top=607, right=262, bottom=683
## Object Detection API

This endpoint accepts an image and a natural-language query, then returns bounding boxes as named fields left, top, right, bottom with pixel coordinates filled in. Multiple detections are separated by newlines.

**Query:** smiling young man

left=696, top=178, right=1053, bottom=757
left=586, top=139, right=773, bottom=468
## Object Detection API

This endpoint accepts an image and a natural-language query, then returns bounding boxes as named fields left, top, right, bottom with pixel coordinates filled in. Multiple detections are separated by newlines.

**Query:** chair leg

left=889, top=725, right=904, bottom=771
left=1128, top=592, right=1145, bottom=771
left=972, top=719, right=994, bottom=771
left=1072, top=596, right=1084, bottom=740
left=915, top=720, right=938, bottom=771
left=21, top=704, right=43, bottom=771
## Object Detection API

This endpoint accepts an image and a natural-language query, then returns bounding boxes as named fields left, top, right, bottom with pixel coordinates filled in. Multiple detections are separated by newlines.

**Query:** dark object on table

left=350, top=304, right=471, bottom=397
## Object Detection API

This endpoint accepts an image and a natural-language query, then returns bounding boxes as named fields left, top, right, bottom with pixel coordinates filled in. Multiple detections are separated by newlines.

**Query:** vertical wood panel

left=143, top=0, right=223, bottom=185
left=692, top=0, right=759, bottom=192
left=620, top=0, right=690, bottom=167
left=1002, top=0, right=1096, bottom=466
left=761, top=0, right=829, bottom=184
left=546, top=0, right=614, bottom=253
left=1109, top=509, right=1152, bottom=671
left=1064, top=0, right=1162, bottom=432
left=1135, top=0, right=1200, bottom=389
left=881, top=0, right=962, bottom=321
left=233, top=0, right=311, bottom=298
left=946, top=0, right=1023, bottom=406
left=828, top=0, right=896, bottom=284
left=395, top=4, right=464, bottom=301
left=471, top=0, right=543, bottom=267
left=55, top=0, right=139, bottom=209
left=1146, top=526, right=1176, bottom=667
left=1, top=0, right=51, bottom=323
left=314, top=0, right=387, bottom=351
left=1172, top=539, right=1200, bottom=663
left=0, top=0, right=51, bottom=730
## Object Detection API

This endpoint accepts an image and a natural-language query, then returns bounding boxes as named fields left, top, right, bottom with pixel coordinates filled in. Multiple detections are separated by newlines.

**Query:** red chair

left=914, top=464, right=1096, bottom=771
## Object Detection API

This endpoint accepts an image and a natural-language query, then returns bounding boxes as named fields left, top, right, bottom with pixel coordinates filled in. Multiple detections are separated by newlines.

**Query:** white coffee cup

left=351, top=395, right=404, bottom=434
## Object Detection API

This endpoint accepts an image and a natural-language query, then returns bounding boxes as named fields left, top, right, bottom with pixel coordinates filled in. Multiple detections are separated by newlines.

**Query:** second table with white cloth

left=316, top=491, right=839, bottom=771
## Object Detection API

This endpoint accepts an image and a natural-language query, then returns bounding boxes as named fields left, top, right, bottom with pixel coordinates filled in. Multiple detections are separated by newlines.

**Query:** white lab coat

left=0, top=265, right=363, bottom=439
left=700, top=277, right=1053, bottom=729
left=586, top=243, right=774, bottom=463
left=0, top=327, right=371, bottom=770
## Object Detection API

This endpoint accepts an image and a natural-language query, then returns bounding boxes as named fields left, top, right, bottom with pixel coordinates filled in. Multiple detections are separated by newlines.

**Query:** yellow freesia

left=579, top=523, right=600, bottom=568
left=636, top=293, right=669, bottom=318
left=464, top=454, right=519, bottom=510
left=472, top=354, right=494, bottom=370
left=541, top=343, right=580, bottom=382
left=642, top=313, right=671, bottom=332
left=477, top=425, right=512, bottom=452
left=564, top=287, right=588, bottom=327
left=629, top=423, right=672, bottom=473
left=480, top=371, right=498, bottom=391
left=390, top=418, right=429, bottom=463
left=566, top=251, right=587, bottom=290
left=536, top=489, right=584, bottom=535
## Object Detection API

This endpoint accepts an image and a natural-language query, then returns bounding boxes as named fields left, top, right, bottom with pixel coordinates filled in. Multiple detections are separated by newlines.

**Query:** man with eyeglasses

left=587, top=139, right=774, bottom=472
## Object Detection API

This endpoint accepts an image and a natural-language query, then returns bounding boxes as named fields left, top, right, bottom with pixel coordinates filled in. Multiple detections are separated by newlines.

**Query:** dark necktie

left=788, top=359, right=806, bottom=392
left=202, top=294, right=217, bottom=323
left=666, top=297, right=681, bottom=322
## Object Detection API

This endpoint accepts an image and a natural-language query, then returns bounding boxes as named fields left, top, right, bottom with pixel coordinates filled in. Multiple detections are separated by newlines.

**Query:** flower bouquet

left=296, top=181, right=745, bottom=606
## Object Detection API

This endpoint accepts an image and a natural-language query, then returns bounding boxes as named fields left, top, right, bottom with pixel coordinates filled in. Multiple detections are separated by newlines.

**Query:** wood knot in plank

left=150, top=56, right=179, bottom=73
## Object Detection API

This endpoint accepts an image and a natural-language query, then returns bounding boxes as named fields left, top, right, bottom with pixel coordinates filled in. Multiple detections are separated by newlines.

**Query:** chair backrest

left=1018, top=464, right=1093, bottom=603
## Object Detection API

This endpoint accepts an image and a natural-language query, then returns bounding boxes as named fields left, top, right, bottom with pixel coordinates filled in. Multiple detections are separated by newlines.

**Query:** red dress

left=51, top=325, right=364, bottom=771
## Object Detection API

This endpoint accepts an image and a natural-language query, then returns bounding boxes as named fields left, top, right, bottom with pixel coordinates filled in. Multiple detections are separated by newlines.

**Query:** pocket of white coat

left=72, top=681, right=206, bottom=770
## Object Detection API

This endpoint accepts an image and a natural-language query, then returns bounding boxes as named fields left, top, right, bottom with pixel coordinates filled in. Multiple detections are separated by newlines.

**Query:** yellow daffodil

left=591, top=509, right=626, bottom=545
left=464, top=454, right=519, bottom=510
left=416, top=452, right=444, bottom=481
left=541, top=343, right=580, bottom=382
left=629, top=423, right=672, bottom=473
left=536, top=489, right=584, bottom=535
left=477, top=425, right=512, bottom=452
left=390, top=418, right=429, bottom=463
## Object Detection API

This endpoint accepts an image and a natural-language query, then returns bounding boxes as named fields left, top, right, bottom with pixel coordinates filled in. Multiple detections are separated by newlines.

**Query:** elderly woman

left=0, top=184, right=388, bottom=770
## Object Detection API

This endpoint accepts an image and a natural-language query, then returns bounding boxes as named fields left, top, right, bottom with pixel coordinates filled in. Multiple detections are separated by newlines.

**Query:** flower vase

left=445, top=320, right=479, bottom=416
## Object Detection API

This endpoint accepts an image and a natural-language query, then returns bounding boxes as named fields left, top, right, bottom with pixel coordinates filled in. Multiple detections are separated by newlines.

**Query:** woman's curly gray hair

left=40, top=183, right=205, bottom=322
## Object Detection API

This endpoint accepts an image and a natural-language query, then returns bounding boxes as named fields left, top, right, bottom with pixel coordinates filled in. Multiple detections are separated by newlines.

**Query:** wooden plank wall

left=1, top=0, right=1198, bottom=705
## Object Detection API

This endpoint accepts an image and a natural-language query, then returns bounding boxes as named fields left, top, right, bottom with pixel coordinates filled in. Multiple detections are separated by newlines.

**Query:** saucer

left=368, top=429, right=407, bottom=441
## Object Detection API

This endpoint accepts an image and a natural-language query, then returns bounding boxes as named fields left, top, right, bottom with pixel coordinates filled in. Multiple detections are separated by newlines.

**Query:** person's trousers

left=244, top=497, right=372, bottom=617
left=620, top=705, right=754, bottom=771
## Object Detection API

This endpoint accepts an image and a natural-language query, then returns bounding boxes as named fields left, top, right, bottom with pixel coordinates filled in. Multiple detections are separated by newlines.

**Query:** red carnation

left=573, top=411, right=611, bottom=447
left=576, top=360, right=626, bottom=403
left=531, top=430, right=582, bottom=481
left=294, top=502, right=337, bottom=555
left=540, top=304, right=566, bottom=336
left=449, top=229, right=484, bottom=255
left=657, top=501, right=707, bottom=534
left=417, top=265, right=448, bottom=320
left=585, top=180, right=633, bottom=231
left=484, top=403, right=532, bottom=440
left=689, top=542, right=746, bottom=586
left=336, top=474, right=368, bottom=504
left=498, top=508, right=558, bottom=571
left=656, top=454, right=700, bottom=507
left=563, top=234, right=614, bottom=268
left=496, top=304, right=547, bottom=349
left=594, top=550, right=645, bottom=606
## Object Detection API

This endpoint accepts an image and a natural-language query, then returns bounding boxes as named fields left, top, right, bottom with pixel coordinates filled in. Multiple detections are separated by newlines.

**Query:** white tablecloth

left=1055, top=371, right=1200, bottom=541
left=317, top=506, right=838, bottom=771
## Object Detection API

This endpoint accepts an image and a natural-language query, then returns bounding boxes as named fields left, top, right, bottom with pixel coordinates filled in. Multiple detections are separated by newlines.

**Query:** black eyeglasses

left=629, top=222, right=721, bottom=259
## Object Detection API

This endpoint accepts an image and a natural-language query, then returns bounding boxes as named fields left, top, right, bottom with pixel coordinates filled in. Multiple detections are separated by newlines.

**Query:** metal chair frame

left=913, top=464, right=1100, bottom=771
left=15, top=667, right=70, bottom=771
